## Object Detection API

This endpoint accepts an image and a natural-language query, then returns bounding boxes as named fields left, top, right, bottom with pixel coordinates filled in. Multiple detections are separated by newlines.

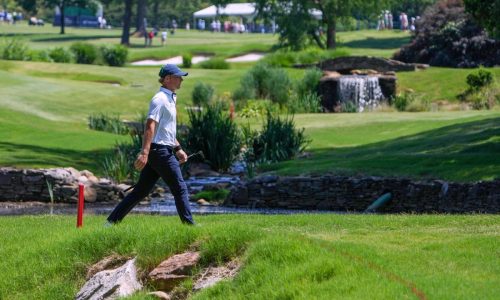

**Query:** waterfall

left=338, top=76, right=384, bottom=112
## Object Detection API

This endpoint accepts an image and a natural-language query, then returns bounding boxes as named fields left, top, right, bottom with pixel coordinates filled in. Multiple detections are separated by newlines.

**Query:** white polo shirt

left=147, top=87, right=177, bottom=147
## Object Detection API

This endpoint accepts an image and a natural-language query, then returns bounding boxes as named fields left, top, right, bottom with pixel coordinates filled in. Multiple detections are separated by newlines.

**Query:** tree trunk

left=59, top=1, right=65, bottom=34
left=326, top=17, right=336, bottom=49
left=121, top=0, right=133, bottom=45
left=152, top=0, right=160, bottom=28
left=135, top=0, right=147, bottom=33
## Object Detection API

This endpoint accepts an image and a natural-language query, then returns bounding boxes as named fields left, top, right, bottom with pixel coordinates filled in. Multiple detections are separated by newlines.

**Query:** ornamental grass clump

left=252, top=113, right=310, bottom=163
left=183, top=104, right=241, bottom=172
left=88, top=113, right=129, bottom=135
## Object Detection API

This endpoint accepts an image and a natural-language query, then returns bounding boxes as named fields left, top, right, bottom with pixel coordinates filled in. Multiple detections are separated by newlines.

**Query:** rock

left=193, top=259, right=241, bottom=291
left=86, top=254, right=130, bottom=280
left=318, top=56, right=418, bottom=73
left=84, top=186, right=97, bottom=202
left=187, top=162, right=220, bottom=177
left=322, top=70, right=341, bottom=78
left=148, top=291, right=171, bottom=299
left=78, top=176, right=89, bottom=184
left=76, top=257, right=142, bottom=300
left=149, top=251, right=201, bottom=291
left=80, top=170, right=94, bottom=178
left=197, top=199, right=211, bottom=206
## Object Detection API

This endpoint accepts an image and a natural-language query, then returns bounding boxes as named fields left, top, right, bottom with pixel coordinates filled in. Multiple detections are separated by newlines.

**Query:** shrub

left=183, top=104, right=241, bottom=172
left=49, top=47, right=72, bottom=63
left=101, top=133, right=142, bottom=182
left=70, top=42, right=97, bottom=64
left=88, top=113, right=129, bottom=134
left=100, top=45, right=128, bottom=67
left=394, top=0, right=500, bottom=67
left=340, top=101, right=358, bottom=113
left=289, top=92, right=322, bottom=113
left=252, top=113, right=310, bottom=163
left=238, top=100, right=278, bottom=119
left=199, top=57, right=230, bottom=69
left=466, top=69, right=493, bottom=92
left=234, top=63, right=292, bottom=106
left=406, top=97, right=431, bottom=112
left=393, top=92, right=416, bottom=112
left=263, top=51, right=297, bottom=67
left=296, top=68, right=322, bottom=98
left=182, top=54, right=192, bottom=68
left=1, top=38, right=29, bottom=60
left=28, top=49, right=52, bottom=62
left=192, top=82, right=214, bottom=107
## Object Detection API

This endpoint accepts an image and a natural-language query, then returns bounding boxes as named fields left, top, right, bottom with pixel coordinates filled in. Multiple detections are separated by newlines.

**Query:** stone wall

left=0, top=167, right=126, bottom=203
left=318, top=56, right=428, bottom=73
left=225, top=175, right=500, bottom=213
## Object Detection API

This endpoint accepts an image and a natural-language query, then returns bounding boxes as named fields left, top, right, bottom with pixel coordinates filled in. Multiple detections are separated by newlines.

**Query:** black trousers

left=107, top=144, right=194, bottom=224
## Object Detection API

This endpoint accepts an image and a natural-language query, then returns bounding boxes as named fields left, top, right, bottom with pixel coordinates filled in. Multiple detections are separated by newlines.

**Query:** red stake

left=77, top=183, right=85, bottom=228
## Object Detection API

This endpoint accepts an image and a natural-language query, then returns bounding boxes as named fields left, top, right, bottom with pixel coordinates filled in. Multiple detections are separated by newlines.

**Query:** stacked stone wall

left=0, top=167, right=125, bottom=203
left=225, top=175, right=500, bottom=213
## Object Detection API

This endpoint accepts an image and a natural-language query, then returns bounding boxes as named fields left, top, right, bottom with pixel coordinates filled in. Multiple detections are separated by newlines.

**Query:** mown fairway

left=0, top=214, right=498, bottom=299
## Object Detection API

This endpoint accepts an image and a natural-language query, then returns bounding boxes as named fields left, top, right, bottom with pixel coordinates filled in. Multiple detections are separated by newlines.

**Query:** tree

left=135, top=0, right=147, bottom=33
left=42, top=0, right=93, bottom=34
left=121, top=0, right=133, bottom=45
left=463, top=0, right=500, bottom=39
left=256, top=0, right=390, bottom=50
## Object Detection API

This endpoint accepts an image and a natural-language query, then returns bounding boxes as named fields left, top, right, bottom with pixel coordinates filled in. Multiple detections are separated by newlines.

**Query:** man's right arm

left=134, top=118, right=156, bottom=171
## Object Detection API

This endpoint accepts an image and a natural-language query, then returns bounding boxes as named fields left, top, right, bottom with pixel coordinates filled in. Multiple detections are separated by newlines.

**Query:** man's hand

left=134, top=153, right=148, bottom=170
left=176, top=149, right=188, bottom=164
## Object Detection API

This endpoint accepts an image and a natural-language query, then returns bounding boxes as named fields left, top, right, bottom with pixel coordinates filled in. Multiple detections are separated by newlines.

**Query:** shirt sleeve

left=147, top=97, right=163, bottom=122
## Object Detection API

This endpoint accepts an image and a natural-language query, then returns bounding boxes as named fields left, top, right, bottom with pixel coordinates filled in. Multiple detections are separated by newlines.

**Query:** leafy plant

left=0, top=38, right=29, bottom=60
left=199, top=57, right=230, bottom=69
left=70, top=42, right=97, bottom=64
left=88, top=113, right=129, bottom=135
left=192, top=189, right=230, bottom=202
left=289, top=92, right=322, bottom=113
left=49, top=47, right=72, bottom=63
left=340, top=101, right=358, bottom=113
left=466, top=69, right=493, bottom=92
left=100, top=45, right=128, bottom=67
left=183, top=104, right=241, bottom=172
left=252, top=113, right=310, bottom=163
left=192, top=82, right=214, bottom=107
left=101, top=133, right=142, bottom=182
left=182, top=53, right=192, bottom=68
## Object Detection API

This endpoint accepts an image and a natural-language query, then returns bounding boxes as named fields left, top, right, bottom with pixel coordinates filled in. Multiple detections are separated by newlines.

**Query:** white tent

left=193, top=2, right=322, bottom=19
left=193, top=3, right=258, bottom=19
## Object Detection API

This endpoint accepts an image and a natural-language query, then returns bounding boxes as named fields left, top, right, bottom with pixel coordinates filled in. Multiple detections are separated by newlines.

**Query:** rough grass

left=0, top=214, right=498, bottom=299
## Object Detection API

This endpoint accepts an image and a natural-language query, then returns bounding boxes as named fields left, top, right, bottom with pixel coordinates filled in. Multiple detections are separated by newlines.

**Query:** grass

left=1, top=24, right=409, bottom=60
left=0, top=214, right=498, bottom=299
left=259, top=111, right=500, bottom=181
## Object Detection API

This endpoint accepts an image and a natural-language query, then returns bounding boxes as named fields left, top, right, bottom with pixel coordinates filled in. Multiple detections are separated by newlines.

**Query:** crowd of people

left=197, top=19, right=249, bottom=33
left=377, top=10, right=420, bottom=32
left=0, top=10, right=23, bottom=24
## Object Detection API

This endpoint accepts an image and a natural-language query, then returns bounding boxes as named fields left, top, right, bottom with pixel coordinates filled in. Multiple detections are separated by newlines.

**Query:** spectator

left=148, top=30, right=154, bottom=46
left=161, top=30, right=167, bottom=46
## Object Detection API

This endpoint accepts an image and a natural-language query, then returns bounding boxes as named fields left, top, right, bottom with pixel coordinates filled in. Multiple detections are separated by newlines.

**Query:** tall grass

left=88, top=113, right=130, bottom=135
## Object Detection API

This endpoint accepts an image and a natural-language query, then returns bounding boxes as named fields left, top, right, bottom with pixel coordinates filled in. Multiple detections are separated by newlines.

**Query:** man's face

left=168, top=75, right=183, bottom=90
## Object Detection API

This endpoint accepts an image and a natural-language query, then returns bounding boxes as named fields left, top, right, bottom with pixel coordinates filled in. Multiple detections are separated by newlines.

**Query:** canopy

left=193, top=3, right=257, bottom=18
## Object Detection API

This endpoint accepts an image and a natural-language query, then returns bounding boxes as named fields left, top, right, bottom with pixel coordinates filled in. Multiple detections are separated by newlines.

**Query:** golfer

left=107, top=64, right=195, bottom=225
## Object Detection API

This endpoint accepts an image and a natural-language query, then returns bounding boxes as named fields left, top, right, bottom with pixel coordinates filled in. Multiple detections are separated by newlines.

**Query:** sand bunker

left=131, top=53, right=264, bottom=66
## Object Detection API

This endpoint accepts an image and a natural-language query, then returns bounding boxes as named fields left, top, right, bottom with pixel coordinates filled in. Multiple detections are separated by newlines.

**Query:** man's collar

left=160, top=86, right=174, bottom=95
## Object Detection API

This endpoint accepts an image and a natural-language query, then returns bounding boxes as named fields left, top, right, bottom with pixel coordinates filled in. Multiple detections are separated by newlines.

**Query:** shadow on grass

left=0, top=142, right=113, bottom=174
left=265, top=117, right=500, bottom=182
left=341, top=36, right=411, bottom=50
left=32, top=34, right=121, bottom=42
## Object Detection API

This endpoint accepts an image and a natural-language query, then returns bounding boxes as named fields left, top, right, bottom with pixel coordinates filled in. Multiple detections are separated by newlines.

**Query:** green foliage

left=238, top=100, right=278, bottom=119
left=262, top=51, right=297, bottom=67
left=199, top=57, right=230, bottom=69
left=252, top=113, right=310, bottom=163
left=191, top=82, right=214, bottom=107
left=263, top=48, right=350, bottom=67
left=70, top=42, right=97, bottom=64
left=101, top=133, right=142, bottom=182
left=0, top=38, right=29, bottom=60
left=182, top=53, right=192, bottom=68
left=100, top=45, right=128, bottom=67
left=234, top=63, right=292, bottom=106
left=88, top=113, right=129, bottom=135
left=405, top=97, right=431, bottom=112
left=28, top=50, right=52, bottom=62
left=464, top=0, right=500, bottom=38
left=466, top=69, right=494, bottom=92
left=49, top=47, right=72, bottom=63
left=184, top=104, right=241, bottom=172
left=296, top=68, right=323, bottom=98
left=340, top=101, right=358, bottom=113
left=192, top=189, right=230, bottom=202
left=393, top=92, right=416, bottom=112
left=289, top=92, right=322, bottom=113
